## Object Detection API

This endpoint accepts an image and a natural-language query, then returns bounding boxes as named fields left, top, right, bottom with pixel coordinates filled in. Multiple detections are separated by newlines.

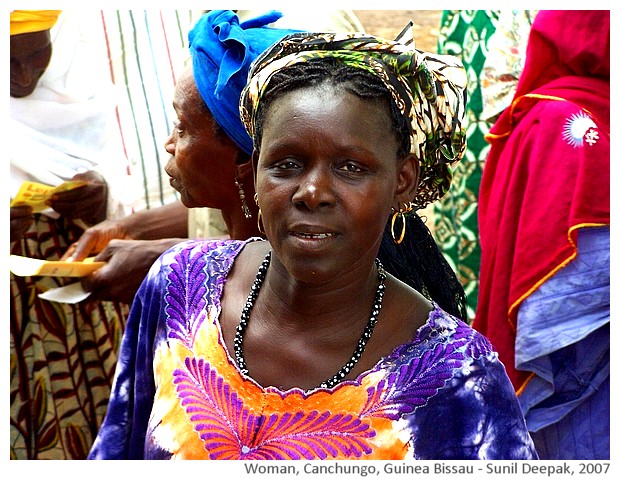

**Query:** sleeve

left=87, top=246, right=174, bottom=459
left=411, top=353, right=539, bottom=460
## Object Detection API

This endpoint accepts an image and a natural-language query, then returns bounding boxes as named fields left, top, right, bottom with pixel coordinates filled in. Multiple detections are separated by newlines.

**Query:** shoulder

left=374, top=304, right=500, bottom=397
left=417, top=304, right=496, bottom=359
left=139, top=238, right=259, bottom=294
left=159, top=238, right=257, bottom=270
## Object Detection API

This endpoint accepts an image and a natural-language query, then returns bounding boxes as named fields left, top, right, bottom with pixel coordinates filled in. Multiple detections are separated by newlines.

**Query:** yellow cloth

left=10, top=10, right=61, bottom=36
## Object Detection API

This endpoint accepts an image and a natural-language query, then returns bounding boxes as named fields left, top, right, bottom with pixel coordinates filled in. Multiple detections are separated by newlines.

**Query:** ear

left=251, top=149, right=260, bottom=183
left=235, top=154, right=254, bottom=183
left=394, top=154, right=419, bottom=208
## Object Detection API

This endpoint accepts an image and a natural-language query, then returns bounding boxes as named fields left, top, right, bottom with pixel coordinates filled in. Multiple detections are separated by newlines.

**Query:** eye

left=338, top=162, right=365, bottom=174
left=172, top=119, right=184, bottom=135
left=269, top=158, right=302, bottom=172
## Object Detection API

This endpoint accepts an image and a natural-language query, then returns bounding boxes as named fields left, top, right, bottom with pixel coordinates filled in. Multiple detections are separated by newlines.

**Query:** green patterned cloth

left=432, top=10, right=500, bottom=321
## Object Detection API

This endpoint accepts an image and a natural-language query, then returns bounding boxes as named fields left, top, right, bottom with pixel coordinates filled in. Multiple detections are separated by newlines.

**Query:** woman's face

left=165, top=66, right=239, bottom=209
left=10, top=30, right=52, bottom=98
left=255, top=83, right=416, bottom=282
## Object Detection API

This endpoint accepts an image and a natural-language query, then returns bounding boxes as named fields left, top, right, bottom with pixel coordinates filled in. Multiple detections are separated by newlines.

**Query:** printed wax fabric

left=10, top=216, right=128, bottom=459
left=432, top=10, right=500, bottom=321
left=88, top=239, right=537, bottom=460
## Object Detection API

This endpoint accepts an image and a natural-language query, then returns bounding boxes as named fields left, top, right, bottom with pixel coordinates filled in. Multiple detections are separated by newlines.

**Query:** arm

left=63, top=200, right=189, bottom=261
left=82, top=238, right=184, bottom=304
left=411, top=354, right=539, bottom=460
left=63, top=200, right=189, bottom=304
left=87, top=248, right=170, bottom=459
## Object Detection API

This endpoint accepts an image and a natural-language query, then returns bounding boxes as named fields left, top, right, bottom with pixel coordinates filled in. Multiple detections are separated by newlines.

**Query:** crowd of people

left=9, top=8, right=609, bottom=462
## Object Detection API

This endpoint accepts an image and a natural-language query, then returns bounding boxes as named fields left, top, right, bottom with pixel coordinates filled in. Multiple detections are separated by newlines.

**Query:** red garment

left=473, top=10, right=610, bottom=392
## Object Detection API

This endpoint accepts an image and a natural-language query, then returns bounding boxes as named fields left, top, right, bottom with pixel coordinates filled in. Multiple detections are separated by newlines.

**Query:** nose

left=11, top=61, right=34, bottom=87
left=164, top=131, right=175, bottom=155
left=291, top=165, right=336, bottom=211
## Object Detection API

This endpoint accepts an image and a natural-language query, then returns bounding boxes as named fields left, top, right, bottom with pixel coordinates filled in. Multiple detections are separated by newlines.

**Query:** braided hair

left=252, top=58, right=468, bottom=321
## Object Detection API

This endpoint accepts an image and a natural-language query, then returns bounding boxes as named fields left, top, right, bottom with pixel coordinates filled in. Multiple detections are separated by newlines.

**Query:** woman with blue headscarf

left=64, top=10, right=304, bottom=304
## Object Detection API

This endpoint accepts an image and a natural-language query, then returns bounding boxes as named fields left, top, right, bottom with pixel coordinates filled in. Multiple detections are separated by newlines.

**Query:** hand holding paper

left=10, top=255, right=105, bottom=277
left=10, top=180, right=88, bottom=213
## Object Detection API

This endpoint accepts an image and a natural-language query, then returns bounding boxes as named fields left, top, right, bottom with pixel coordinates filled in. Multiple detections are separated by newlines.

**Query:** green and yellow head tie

left=240, top=26, right=468, bottom=210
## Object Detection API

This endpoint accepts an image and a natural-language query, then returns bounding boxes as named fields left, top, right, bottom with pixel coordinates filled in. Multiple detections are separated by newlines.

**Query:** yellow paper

left=10, top=180, right=88, bottom=213
left=10, top=255, right=105, bottom=277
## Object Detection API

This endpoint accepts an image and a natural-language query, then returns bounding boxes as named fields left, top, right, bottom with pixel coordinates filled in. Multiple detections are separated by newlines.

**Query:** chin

left=10, top=88, right=35, bottom=98
left=179, top=196, right=196, bottom=208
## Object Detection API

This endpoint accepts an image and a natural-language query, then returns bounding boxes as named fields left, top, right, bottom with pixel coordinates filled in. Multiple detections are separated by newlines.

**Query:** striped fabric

left=100, top=10, right=202, bottom=212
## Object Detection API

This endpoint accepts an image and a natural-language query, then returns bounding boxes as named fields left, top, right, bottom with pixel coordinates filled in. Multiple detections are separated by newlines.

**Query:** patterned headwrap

left=240, top=27, right=468, bottom=209
left=189, top=10, right=302, bottom=155
left=10, top=10, right=61, bottom=36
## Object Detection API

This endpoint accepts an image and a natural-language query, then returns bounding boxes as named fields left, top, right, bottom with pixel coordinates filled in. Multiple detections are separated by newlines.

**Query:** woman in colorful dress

left=88, top=22, right=537, bottom=460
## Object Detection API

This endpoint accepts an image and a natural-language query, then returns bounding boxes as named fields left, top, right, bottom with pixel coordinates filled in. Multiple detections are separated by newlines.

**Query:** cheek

left=351, top=193, right=390, bottom=231
left=256, top=180, right=287, bottom=212
left=175, top=139, right=205, bottom=176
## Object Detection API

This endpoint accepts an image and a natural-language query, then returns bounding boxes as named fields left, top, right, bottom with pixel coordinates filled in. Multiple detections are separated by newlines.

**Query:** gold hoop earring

left=390, top=202, right=413, bottom=245
left=257, top=208, right=266, bottom=236
left=391, top=210, right=406, bottom=244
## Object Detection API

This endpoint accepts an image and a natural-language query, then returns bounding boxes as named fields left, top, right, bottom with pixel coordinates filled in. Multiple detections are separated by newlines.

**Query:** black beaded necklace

left=233, top=251, right=387, bottom=389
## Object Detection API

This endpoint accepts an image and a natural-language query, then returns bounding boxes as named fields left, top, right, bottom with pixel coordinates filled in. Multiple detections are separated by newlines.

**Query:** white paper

left=38, top=282, right=92, bottom=304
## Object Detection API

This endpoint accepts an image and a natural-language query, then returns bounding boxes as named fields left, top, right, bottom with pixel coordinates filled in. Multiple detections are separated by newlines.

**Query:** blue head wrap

left=189, top=10, right=302, bottom=154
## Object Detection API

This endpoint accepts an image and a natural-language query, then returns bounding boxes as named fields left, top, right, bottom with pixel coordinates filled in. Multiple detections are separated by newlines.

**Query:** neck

left=221, top=202, right=261, bottom=240
left=264, top=255, right=382, bottom=331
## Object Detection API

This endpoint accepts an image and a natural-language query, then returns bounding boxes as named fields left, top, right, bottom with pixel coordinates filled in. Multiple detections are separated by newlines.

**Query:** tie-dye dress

left=88, top=239, right=537, bottom=460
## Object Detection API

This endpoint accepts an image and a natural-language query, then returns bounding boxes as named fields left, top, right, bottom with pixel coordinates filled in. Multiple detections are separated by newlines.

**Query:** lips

left=294, top=232, right=336, bottom=239
left=289, top=224, right=339, bottom=240
left=167, top=176, right=183, bottom=194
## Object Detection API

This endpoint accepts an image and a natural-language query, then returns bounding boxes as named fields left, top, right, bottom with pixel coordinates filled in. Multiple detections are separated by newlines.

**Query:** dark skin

left=11, top=29, right=109, bottom=235
left=219, top=84, right=431, bottom=391
left=163, top=66, right=259, bottom=240
left=62, top=65, right=260, bottom=303
left=10, top=30, right=52, bottom=98
left=47, top=170, right=108, bottom=226
left=10, top=205, right=33, bottom=242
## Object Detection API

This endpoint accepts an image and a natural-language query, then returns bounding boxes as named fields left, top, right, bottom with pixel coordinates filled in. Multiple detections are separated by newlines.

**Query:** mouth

left=289, top=223, right=339, bottom=241
left=168, top=176, right=183, bottom=194
left=292, top=232, right=337, bottom=240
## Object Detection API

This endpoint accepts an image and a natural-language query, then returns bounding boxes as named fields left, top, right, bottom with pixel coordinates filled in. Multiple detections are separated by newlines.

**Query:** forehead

left=174, top=67, right=205, bottom=113
left=10, top=31, right=51, bottom=60
left=259, top=84, right=399, bottom=161
left=265, top=82, right=391, bottom=127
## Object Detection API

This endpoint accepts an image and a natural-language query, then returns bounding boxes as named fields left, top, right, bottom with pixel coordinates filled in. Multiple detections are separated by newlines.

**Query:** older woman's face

left=255, top=84, right=414, bottom=282
left=165, top=66, right=239, bottom=209
left=10, top=30, right=52, bottom=98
